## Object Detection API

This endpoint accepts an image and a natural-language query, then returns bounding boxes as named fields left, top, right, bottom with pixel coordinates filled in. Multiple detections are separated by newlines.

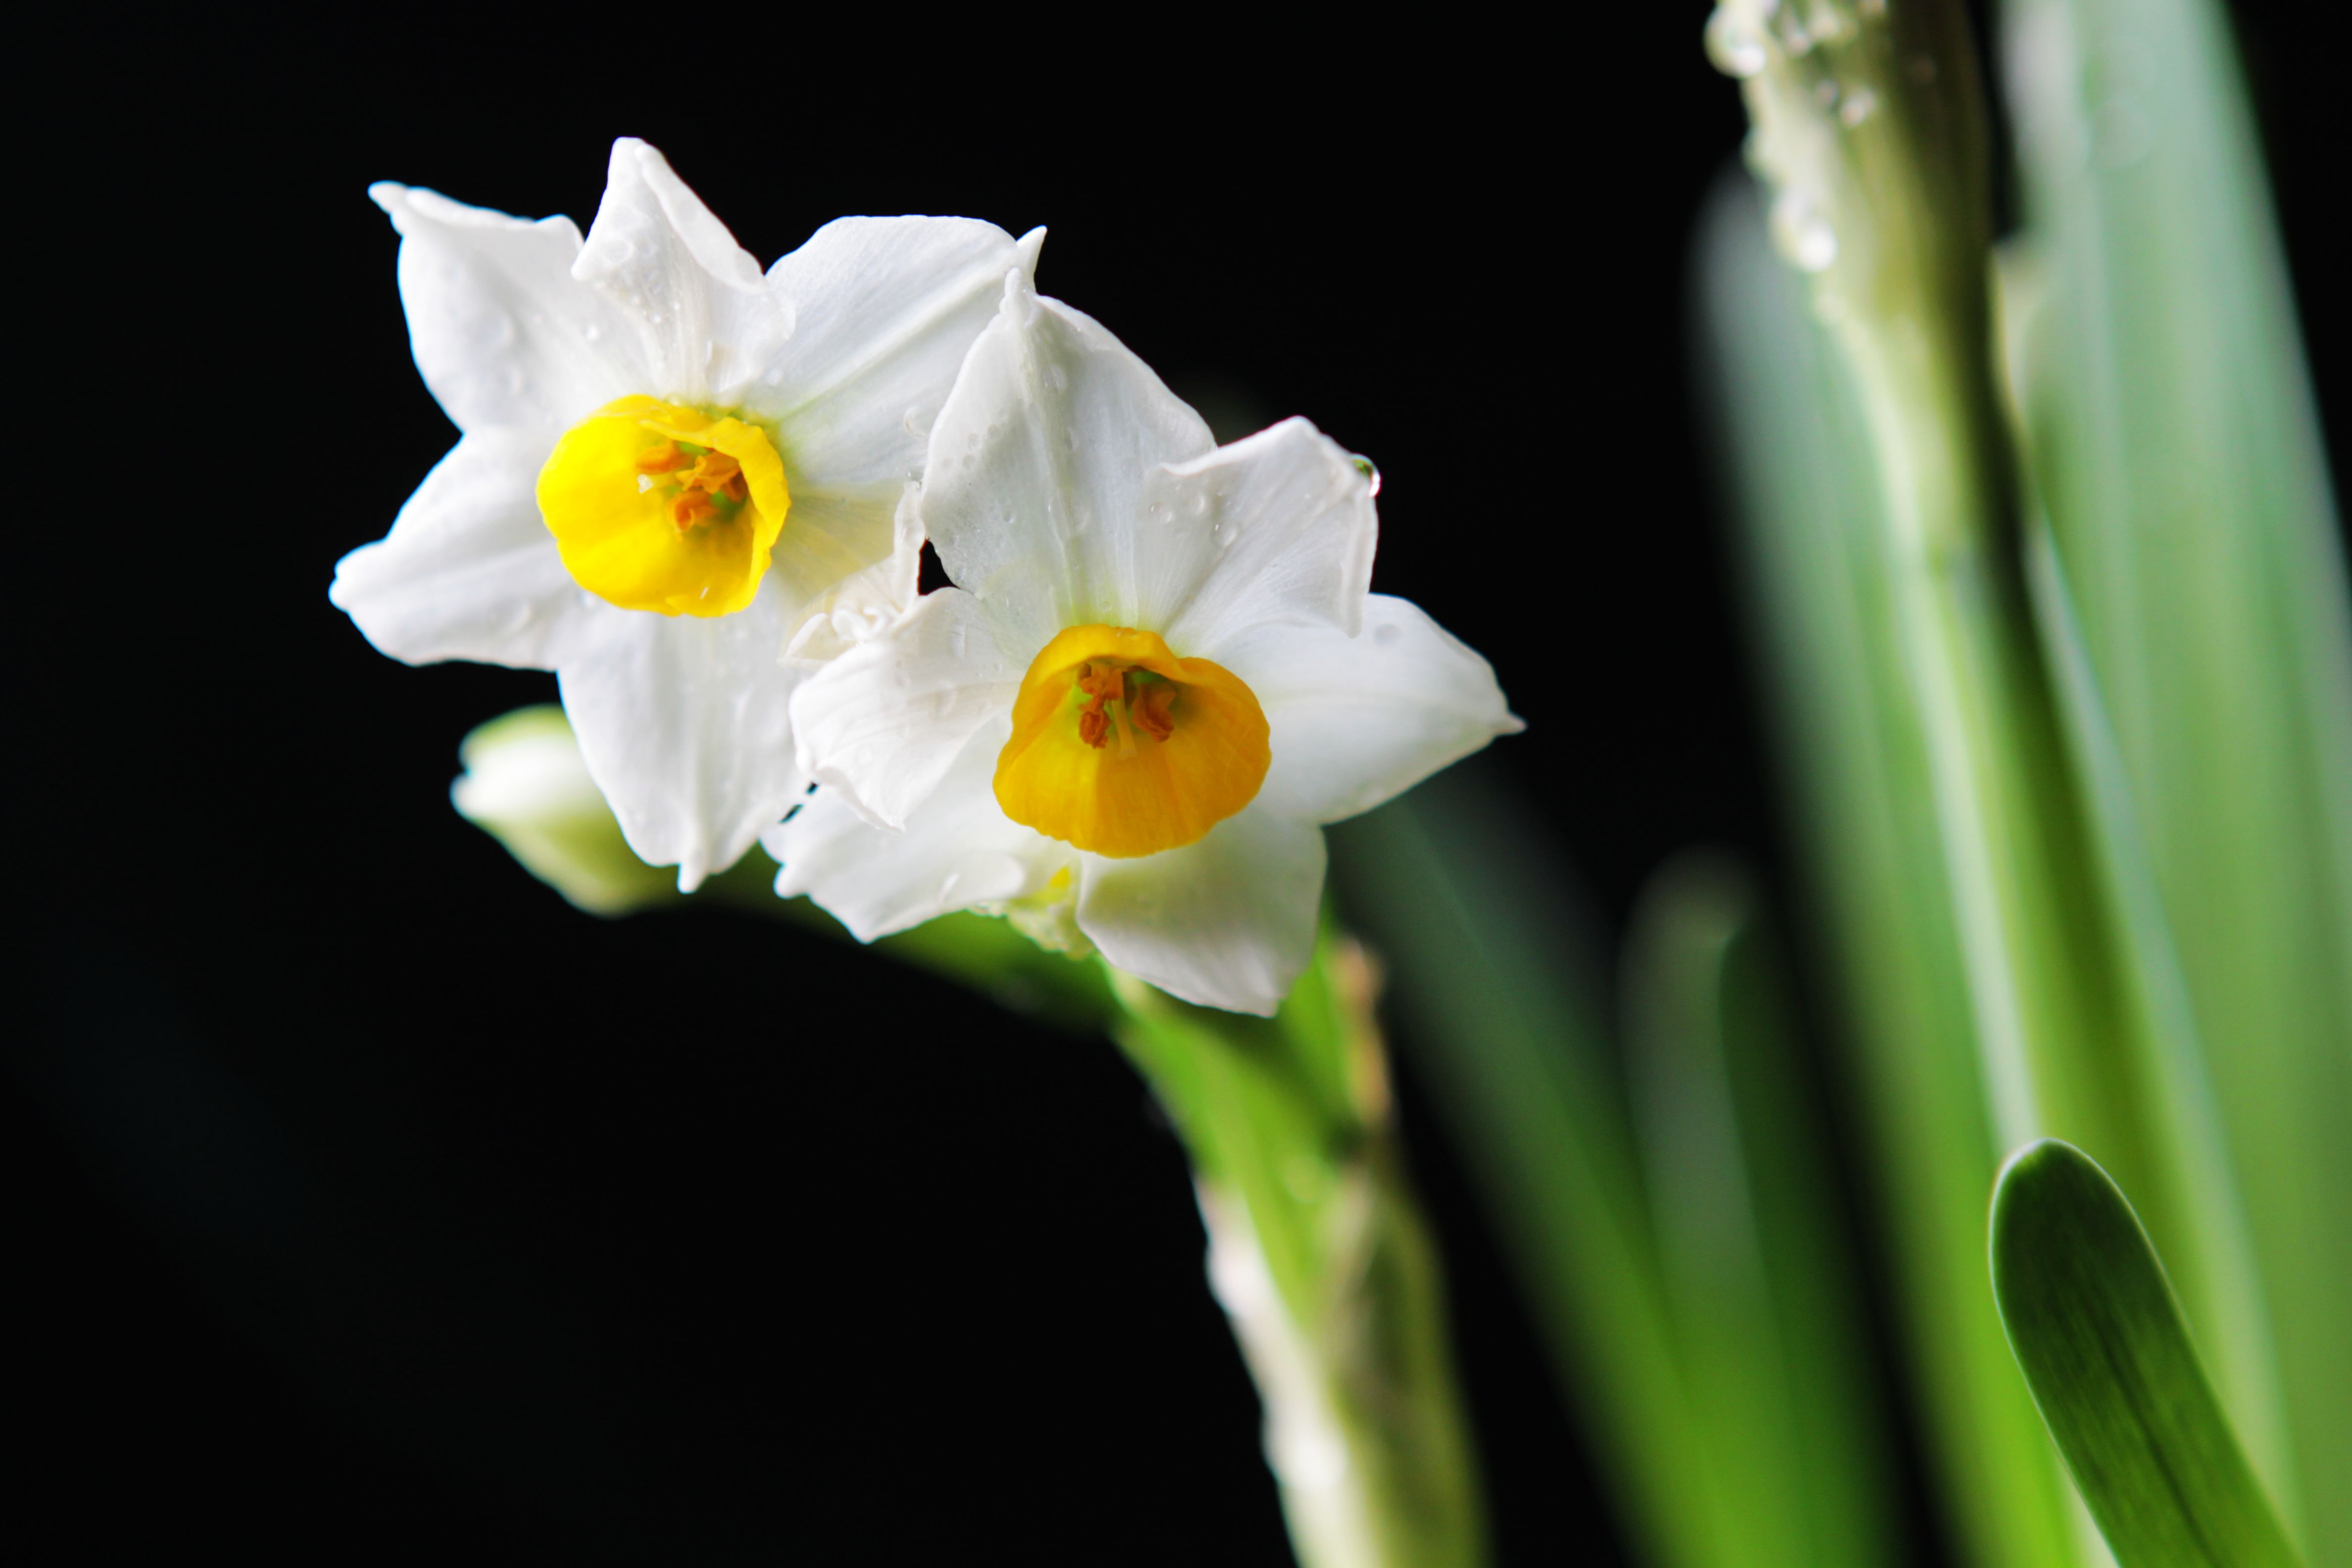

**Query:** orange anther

left=1078, top=707, right=1110, bottom=748
left=683, top=451, right=743, bottom=493
left=672, top=491, right=720, bottom=531
left=636, top=441, right=686, bottom=474
left=1133, top=682, right=1176, bottom=742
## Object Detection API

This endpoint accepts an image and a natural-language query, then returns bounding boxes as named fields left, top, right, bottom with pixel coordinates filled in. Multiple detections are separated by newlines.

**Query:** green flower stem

left=1107, top=933, right=1487, bottom=1568
left=1750, top=0, right=2282, bottom=1480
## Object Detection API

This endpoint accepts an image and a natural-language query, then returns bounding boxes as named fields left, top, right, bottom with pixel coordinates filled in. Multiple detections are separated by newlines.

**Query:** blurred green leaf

left=1625, top=855, right=1896, bottom=1568
left=1990, top=1140, right=2302, bottom=1568
left=2001, top=0, right=2352, bottom=1543
left=1334, top=772, right=1721, bottom=1568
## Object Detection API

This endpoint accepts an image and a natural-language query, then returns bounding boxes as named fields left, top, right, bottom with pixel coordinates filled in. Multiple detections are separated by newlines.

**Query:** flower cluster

left=338, top=139, right=1518, bottom=1014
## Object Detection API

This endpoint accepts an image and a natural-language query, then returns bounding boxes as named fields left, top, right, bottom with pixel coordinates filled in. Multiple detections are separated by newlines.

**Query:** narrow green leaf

left=1332, top=771, right=1720, bottom=1568
left=2001, top=0, right=2352, bottom=1541
left=1625, top=855, right=1897, bottom=1568
left=1990, top=1140, right=2302, bottom=1568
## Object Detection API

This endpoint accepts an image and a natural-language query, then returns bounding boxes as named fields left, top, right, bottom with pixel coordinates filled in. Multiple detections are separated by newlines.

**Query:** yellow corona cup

left=993, top=625, right=1271, bottom=859
left=536, top=396, right=790, bottom=617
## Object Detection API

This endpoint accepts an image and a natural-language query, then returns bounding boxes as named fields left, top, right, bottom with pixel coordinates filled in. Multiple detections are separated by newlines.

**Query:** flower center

left=993, top=625, right=1270, bottom=859
left=536, top=395, right=790, bottom=618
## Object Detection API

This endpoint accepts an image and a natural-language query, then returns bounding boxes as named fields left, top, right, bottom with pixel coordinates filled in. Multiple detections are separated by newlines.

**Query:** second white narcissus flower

left=774, top=273, right=1520, bottom=1014
left=331, top=138, right=1039, bottom=887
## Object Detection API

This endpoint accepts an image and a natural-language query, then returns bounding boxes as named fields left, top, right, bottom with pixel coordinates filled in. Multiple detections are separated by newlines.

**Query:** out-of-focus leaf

left=1991, top=1140, right=2302, bottom=1568
left=1332, top=772, right=1720, bottom=1568
left=1625, top=855, right=1897, bottom=1568
left=1693, top=175, right=2084, bottom=1568
left=2002, top=0, right=2352, bottom=1544
left=2019, top=527, right=2286, bottom=1487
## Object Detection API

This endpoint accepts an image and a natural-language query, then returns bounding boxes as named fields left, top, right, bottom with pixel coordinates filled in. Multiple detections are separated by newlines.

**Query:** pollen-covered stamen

left=635, top=444, right=752, bottom=533
left=683, top=451, right=750, bottom=502
left=1076, top=662, right=1128, bottom=749
left=1132, top=678, right=1177, bottom=742
left=1071, top=662, right=1183, bottom=752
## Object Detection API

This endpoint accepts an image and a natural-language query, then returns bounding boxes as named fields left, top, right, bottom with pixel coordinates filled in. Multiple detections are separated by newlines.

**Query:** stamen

left=1071, top=662, right=1183, bottom=750
left=636, top=441, right=686, bottom=474
left=1076, top=662, right=1129, bottom=750
left=672, top=491, right=720, bottom=531
left=683, top=451, right=745, bottom=498
left=1133, top=682, right=1176, bottom=741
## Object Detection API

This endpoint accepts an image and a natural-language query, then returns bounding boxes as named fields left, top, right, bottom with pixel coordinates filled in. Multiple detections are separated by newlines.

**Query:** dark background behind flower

left=9, top=5, right=2343, bottom=1562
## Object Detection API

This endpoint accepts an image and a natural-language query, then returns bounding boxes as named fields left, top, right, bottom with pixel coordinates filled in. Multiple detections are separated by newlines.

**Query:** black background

left=11, top=5, right=2344, bottom=1563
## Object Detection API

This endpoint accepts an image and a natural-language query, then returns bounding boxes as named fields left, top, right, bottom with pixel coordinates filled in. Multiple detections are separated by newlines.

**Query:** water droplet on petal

left=1351, top=454, right=1382, bottom=496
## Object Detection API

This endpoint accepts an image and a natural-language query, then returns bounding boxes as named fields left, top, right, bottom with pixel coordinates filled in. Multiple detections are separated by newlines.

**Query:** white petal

left=370, top=183, right=642, bottom=433
left=329, top=428, right=594, bottom=669
left=1077, top=808, right=1328, bottom=1017
left=558, top=584, right=808, bottom=891
left=923, top=272, right=1216, bottom=654
left=782, top=483, right=925, bottom=662
left=746, top=216, right=1029, bottom=489
left=767, top=725, right=1068, bottom=940
left=571, top=139, right=791, bottom=406
left=764, top=481, right=904, bottom=616
left=1217, top=596, right=1523, bottom=825
left=1155, top=418, right=1380, bottom=654
left=788, top=588, right=1022, bottom=830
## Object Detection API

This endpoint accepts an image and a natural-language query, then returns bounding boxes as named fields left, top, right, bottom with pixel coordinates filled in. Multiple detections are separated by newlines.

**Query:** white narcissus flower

left=772, top=274, right=1520, bottom=1015
left=331, top=138, right=1040, bottom=888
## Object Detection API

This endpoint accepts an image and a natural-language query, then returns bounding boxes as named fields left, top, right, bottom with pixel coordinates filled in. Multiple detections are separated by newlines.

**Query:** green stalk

left=1696, top=177, right=2082, bottom=1563
left=1108, top=931, right=1487, bottom=1568
left=1702, top=0, right=2092, bottom=1543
